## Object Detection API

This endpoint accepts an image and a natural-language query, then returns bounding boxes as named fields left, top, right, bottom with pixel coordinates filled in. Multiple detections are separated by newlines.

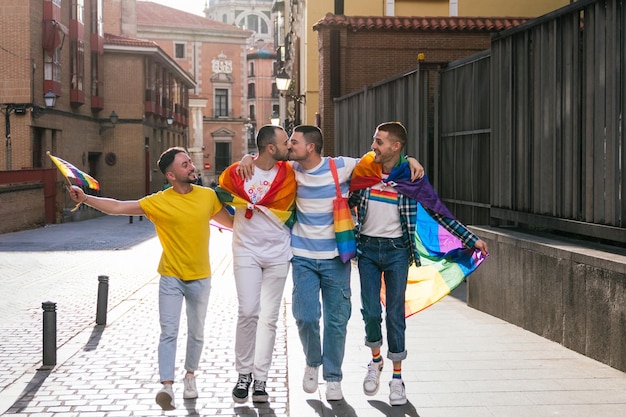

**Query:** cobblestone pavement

left=0, top=215, right=288, bottom=416
left=2, top=215, right=626, bottom=417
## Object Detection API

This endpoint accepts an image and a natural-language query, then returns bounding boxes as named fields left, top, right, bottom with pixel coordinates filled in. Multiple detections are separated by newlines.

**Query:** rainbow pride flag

left=398, top=203, right=487, bottom=316
left=47, top=152, right=100, bottom=190
left=351, top=151, right=487, bottom=316
left=216, top=161, right=296, bottom=230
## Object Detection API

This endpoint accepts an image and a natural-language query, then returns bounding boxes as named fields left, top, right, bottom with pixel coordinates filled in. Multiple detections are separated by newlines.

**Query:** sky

left=139, top=0, right=208, bottom=17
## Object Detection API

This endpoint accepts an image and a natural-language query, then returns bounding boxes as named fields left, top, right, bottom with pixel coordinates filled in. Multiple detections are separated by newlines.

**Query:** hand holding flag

left=47, top=152, right=100, bottom=211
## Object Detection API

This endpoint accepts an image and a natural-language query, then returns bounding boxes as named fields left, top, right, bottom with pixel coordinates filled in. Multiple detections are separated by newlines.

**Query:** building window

left=215, top=88, right=229, bottom=117
left=271, top=82, right=278, bottom=98
left=44, top=48, right=62, bottom=84
left=249, top=105, right=255, bottom=121
left=174, top=43, right=185, bottom=59
left=215, top=142, right=231, bottom=174
left=71, top=0, right=84, bottom=23
left=71, top=39, right=85, bottom=91
left=247, top=83, right=255, bottom=99
left=249, top=62, right=254, bottom=77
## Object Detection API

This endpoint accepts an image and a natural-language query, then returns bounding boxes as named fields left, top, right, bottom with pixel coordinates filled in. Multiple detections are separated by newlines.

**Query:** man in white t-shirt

left=216, top=125, right=296, bottom=404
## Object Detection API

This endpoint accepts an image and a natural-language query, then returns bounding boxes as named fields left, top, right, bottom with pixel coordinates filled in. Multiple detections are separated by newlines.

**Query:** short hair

left=256, top=125, right=284, bottom=152
left=293, top=125, right=323, bottom=154
left=376, top=121, right=407, bottom=149
left=157, top=146, right=187, bottom=174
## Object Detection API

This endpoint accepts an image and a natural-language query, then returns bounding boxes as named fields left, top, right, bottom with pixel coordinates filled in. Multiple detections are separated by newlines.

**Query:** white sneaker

left=155, top=384, right=176, bottom=410
left=326, top=381, right=343, bottom=401
left=363, top=359, right=384, bottom=396
left=183, top=373, right=198, bottom=399
left=303, top=366, right=319, bottom=393
left=389, top=378, right=407, bottom=406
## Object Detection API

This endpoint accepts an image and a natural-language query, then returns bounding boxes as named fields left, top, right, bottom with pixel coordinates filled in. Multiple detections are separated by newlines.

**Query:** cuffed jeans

left=158, top=275, right=212, bottom=382
left=233, top=256, right=290, bottom=380
left=291, top=255, right=352, bottom=382
left=358, top=235, right=409, bottom=361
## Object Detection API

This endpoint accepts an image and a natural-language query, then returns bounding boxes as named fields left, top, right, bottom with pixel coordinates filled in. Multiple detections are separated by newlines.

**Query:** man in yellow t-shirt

left=69, top=147, right=232, bottom=411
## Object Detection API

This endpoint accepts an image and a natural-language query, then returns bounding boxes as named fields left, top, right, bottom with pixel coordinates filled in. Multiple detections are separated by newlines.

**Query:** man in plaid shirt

left=349, top=122, right=488, bottom=406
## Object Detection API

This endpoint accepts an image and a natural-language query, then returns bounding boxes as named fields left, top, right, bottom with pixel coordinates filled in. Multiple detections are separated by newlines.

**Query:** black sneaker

left=252, top=380, right=268, bottom=403
left=232, top=373, right=252, bottom=403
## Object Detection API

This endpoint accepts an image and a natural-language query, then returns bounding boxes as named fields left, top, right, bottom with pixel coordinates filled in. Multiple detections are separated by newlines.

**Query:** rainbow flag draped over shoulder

left=47, top=152, right=100, bottom=190
left=351, top=151, right=487, bottom=317
left=216, top=161, right=296, bottom=230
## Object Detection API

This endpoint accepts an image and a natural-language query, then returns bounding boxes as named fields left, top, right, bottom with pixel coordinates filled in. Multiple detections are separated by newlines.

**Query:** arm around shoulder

left=68, top=185, right=144, bottom=216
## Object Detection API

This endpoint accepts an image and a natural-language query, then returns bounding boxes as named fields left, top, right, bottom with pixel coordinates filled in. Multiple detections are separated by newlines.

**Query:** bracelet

left=83, top=195, right=89, bottom=205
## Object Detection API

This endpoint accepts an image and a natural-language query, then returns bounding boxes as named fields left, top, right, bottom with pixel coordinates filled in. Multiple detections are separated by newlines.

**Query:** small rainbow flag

left=47, top=152, right=100, bottom=190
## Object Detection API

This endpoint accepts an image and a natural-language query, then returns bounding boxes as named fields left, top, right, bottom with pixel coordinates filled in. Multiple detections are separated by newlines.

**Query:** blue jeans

left=358, top=236, right=410, bottom=361
left=158, top=275, right=212, bottom=382
left=291, top=256, right=352, bottom=382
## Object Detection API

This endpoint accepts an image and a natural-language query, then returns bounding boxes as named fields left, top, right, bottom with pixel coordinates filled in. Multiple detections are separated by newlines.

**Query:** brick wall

left=0, top=184, right=45, bottom=233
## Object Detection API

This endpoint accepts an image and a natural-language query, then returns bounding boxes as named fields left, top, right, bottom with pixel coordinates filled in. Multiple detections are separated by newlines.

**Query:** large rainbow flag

left=351, top=151, right=487, bottom=317
left=216, top=161, right=296, bottom=230
left=47, top=152, right=100, bottom=190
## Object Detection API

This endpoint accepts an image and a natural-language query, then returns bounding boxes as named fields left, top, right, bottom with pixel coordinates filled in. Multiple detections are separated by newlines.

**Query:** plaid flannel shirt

left=349, top=186, right=479, bottom=267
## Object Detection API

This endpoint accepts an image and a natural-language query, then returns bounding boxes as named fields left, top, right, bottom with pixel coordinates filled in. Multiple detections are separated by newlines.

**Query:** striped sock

left=393, top=368, right=402, bottom=379
left=372, top=352, right=382, bottom=363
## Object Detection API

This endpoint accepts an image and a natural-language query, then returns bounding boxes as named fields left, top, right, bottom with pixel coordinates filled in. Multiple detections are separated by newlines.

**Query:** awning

left=42, top=20, right=69, bottom=57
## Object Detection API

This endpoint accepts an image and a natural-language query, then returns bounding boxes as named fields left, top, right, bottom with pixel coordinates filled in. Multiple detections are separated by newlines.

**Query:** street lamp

left=275, top=69, right=305, bottom=134
left=275, top=70, right=306, bottom=104
left=275, top=69, right=291, bottom=92
left=99, top=111, right=119, bottom=134
left=270, top=111, right=280, bottom=126
left=3, top=90, right=59, bottom=169
left=43, top=90, right=57, bottom=108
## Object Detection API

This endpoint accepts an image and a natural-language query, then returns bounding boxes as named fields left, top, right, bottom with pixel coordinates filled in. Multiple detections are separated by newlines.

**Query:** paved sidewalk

left=1, top=215, right=626, bottom=416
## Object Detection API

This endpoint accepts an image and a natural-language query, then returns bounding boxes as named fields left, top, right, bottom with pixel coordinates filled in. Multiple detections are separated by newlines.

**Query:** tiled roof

left=104, top=33, right=158, bottom=48
left=137, top=1, right=251, bottom=34
left=313, top=13, right=530, bottom=32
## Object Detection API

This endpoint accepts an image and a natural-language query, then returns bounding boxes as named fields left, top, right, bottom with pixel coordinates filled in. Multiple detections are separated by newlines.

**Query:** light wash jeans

left=233, top=256, right=290, bottom=380
left=158, top=275, right=212, bottom=382
left=358, top=235, right=410, bottom=361
left=291, top=255, right=352, bottom=382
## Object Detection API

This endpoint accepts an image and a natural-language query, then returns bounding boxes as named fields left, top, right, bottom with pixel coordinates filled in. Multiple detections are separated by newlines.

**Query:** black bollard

left=96, top=275, right=109, bottom=326
left=42, top=301, right=57, bottom=368
left=129, top=216, right=133, bottom=224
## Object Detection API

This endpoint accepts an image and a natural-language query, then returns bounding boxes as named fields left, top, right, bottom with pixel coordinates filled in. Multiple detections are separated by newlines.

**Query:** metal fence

left=334, top=64, right=435, bottom=166
left=335, top=0, right=626, bottom=244
left=491, top=0, right=625, bottom=243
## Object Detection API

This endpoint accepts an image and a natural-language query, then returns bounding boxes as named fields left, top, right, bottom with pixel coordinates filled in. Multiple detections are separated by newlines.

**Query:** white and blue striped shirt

left=291, top=156, right=358, bottom=259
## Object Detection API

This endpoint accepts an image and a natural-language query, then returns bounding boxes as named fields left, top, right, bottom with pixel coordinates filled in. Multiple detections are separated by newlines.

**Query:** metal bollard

left=129, top=216, right=133, bottom=224
left=42, top=301, right=57, bottom=368
left=96, top=275, right=109, bottom=326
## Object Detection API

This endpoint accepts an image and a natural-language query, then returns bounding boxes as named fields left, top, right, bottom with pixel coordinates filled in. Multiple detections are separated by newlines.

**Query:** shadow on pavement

left=0, top=216, right=156, bottom=252
left=5, top=369, right=51, bottom=414
left=234, top=403, right=278, bottom=417
left=306, top=399, right=358, bottom=417
left=368, top=399, right=420, bottom=417
left=82, top=325, right=105, bottom=351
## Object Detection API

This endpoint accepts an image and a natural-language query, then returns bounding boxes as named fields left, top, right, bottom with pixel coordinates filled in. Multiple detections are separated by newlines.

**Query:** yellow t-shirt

left=139, top=185, right=222, bottom=280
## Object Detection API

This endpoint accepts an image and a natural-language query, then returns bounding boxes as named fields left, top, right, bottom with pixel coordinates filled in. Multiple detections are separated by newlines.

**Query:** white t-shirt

left=359, top=173, right=402, bottom=238
left=232, top=165, right=292, bottom=262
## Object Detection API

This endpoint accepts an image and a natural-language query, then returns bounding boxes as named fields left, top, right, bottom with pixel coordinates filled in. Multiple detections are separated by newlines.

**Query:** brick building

left=134, top=1, right=251, bottom=184
left=0, top=0, right=192, bottom=232
left=313, top=14, right=528, bottom=155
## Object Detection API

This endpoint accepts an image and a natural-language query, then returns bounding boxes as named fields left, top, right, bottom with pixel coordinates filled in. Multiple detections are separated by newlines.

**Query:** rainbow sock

left=372, top=353, right=382, bottom=363
left=393, top=368, right=402, bottom=379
